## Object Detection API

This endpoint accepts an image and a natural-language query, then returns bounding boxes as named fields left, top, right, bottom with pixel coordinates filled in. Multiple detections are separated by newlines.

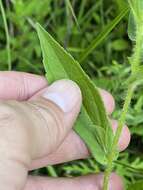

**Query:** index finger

left=0, top=71, right=47, bottom=100
left=0, top=71, right=115, bottom=114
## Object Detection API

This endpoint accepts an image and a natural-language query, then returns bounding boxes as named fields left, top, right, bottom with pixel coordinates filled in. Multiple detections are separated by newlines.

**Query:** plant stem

left=103, top=85, right=134, bottom=190
left=131, top=24, right=143, bottom=73
left=0, top=0, right=11, bottom=70
left=103, top=10, right=143, bottom=190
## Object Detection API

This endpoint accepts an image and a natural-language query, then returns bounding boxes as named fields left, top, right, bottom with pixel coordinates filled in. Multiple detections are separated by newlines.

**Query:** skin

left=0, top=71, right=131, bottom=190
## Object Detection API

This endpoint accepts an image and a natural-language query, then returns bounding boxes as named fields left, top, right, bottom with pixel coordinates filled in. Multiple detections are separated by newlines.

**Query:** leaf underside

left=36, top=23, right=115, bottom=165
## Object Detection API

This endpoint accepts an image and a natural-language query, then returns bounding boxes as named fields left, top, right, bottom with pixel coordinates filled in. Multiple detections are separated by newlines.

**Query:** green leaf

left=36, top=23, right=115, bottom=165
left=75, top=108, right=107, bottom=163
left=112, top=39, right=129, bottom=51
left=128, top=0, right=143, bottom=22
left=128, top=0, right=143, bottom=41
left=128, top=12, right=137, bottom=41
left=79, top=6, right=129, bottom=63
left=127, top=180, right=143, bottom=190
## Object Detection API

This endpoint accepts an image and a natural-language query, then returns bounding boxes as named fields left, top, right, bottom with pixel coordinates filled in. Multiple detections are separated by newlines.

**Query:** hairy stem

left=103, top=85, right=134, bottom=190
left=103, top=9, right=143, bottom=190
left=131, top=24, right=143, bottom=73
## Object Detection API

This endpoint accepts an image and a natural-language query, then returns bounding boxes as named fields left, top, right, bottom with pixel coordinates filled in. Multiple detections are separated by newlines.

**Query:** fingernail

left=42, top=79, right=82, bottom=112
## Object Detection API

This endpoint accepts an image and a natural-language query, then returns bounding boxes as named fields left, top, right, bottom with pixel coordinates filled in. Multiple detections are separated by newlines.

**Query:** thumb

left=0, top=79, right=82, bottom=190
left=29, top=79, right=82, bottom=158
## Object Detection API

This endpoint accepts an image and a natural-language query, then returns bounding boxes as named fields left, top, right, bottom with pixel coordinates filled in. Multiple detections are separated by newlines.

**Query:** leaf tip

left=36, top=22, right=42, bottom=33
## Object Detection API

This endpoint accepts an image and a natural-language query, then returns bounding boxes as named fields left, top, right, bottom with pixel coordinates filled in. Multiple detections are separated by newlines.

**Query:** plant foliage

left=36, top=23, right=115, bottom=165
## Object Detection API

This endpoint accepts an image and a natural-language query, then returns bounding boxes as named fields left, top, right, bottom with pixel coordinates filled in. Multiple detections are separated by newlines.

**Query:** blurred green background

left=0, top=0, right=143, bottom=188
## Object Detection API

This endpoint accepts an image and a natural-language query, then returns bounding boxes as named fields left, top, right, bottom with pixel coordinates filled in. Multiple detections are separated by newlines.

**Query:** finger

left=0, top=79, right=82, bottom=190
left=29, top=87, right=124, bottom=170
left=111, top=120, right=130, bottom=151
left=30, top=130, right=88, bottom=169
left=30, top=120, right=130, bottom=169
left=0, top=71, right=115, bottom=113
left=0, top=71, right=47, bottom=100
left=28, top=86, right=115, bottom=169
left=99, top=89, right=115, bottom=114
left=24, top=173, right=123, bottom=190
left=32, top=86, right=115, bottom=115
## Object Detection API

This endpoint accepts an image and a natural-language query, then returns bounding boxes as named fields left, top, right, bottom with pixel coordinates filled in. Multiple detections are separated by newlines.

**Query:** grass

left=0, top=0, right=143, bottom=189
left=0, top=0, right=11, bottom=70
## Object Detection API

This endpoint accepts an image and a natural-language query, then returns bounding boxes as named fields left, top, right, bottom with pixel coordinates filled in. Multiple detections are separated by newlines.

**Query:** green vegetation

left=0, top=0, right=143, bottom=189
left=37, top=23, right=115, bottom=166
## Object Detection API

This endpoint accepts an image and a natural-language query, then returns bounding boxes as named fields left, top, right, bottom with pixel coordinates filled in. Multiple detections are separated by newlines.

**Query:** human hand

left=0, top=71, right=130, bottom=190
